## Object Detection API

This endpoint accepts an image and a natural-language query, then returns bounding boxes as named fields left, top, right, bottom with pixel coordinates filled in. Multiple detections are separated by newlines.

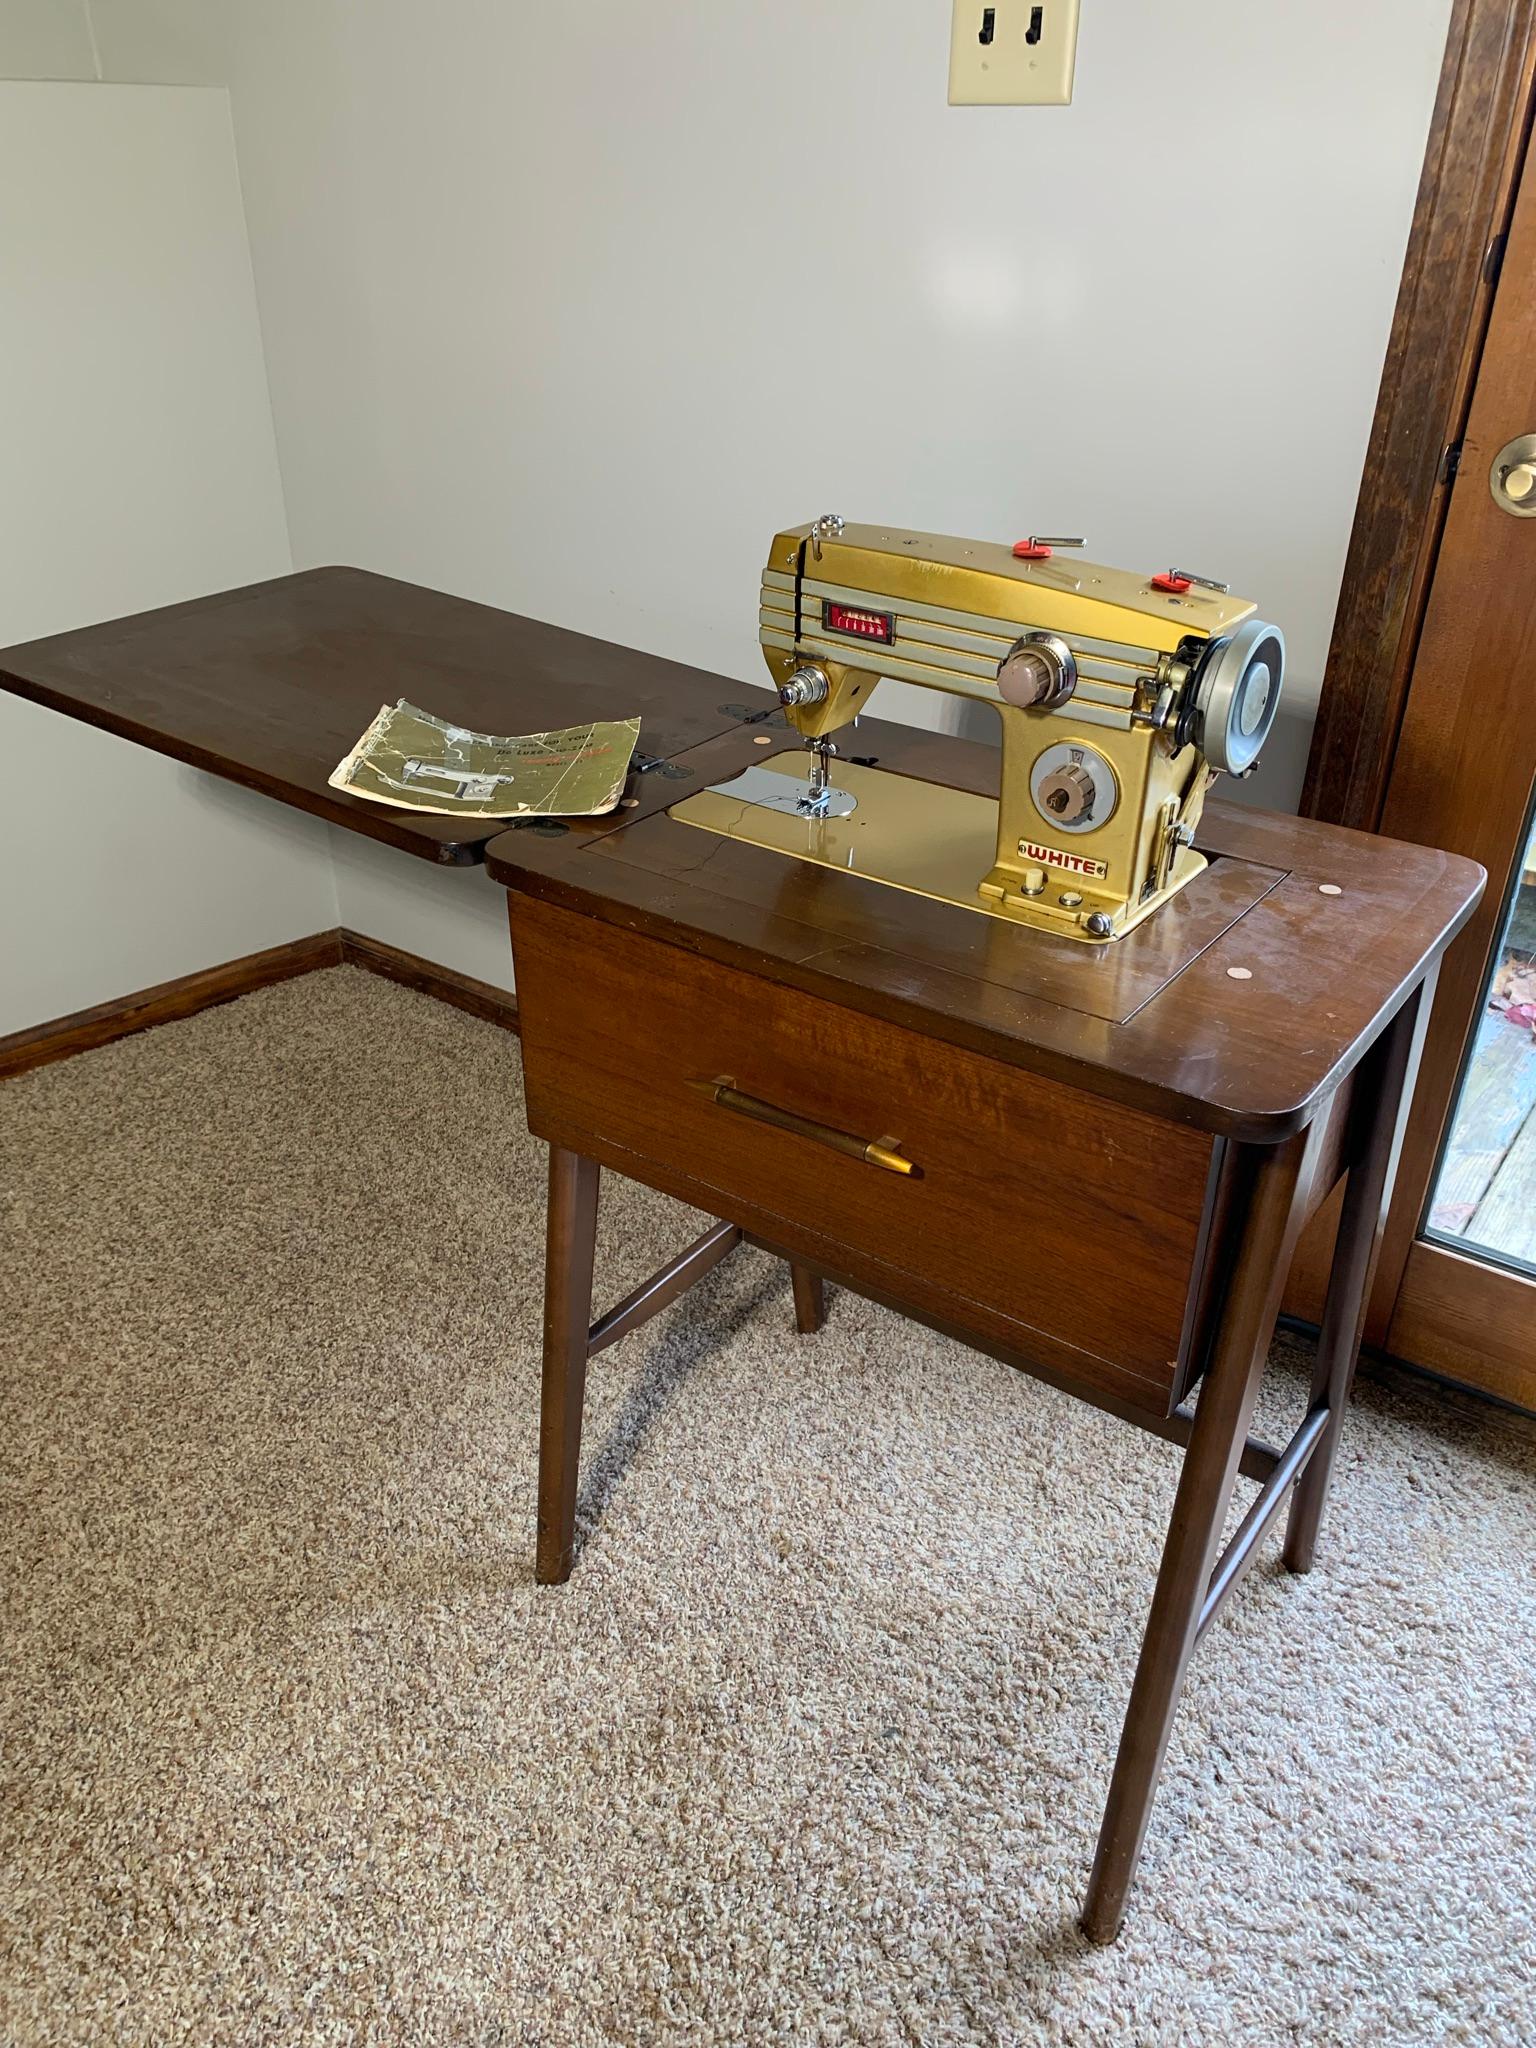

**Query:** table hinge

left=718, top=700, right=784, bottom=727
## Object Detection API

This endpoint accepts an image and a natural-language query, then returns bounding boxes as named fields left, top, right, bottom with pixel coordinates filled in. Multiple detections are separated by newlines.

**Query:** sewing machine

left=670, top=516, right=1286, bottom=943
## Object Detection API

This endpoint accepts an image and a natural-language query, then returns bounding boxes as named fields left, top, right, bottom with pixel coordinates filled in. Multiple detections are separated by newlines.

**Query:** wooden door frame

left=1303, top=0, right=1536, bottom=832
left=1299, top=0, right=1536, bottom=1401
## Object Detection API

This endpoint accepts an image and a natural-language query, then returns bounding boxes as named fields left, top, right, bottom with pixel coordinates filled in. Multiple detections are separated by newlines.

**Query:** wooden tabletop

left=486, top=721, right=1486, bottom=1140
left=2, top=565, right=1485, bottom=1135
left=0, top=567, right=754, bottom=864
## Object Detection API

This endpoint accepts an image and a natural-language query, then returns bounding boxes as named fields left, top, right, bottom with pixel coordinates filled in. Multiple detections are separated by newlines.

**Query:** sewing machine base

left=488, top=708, right=1481, bottom=1944
left=508, top=889, right=1431, bottom=1943
left=670, top=750, right=1208, bottom=942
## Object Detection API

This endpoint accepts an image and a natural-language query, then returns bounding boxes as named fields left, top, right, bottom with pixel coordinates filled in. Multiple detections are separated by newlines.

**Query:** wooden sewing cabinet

left=0, top=567, right=1482, bottom=1944
left=485, top=717, right=1483, bottom=1943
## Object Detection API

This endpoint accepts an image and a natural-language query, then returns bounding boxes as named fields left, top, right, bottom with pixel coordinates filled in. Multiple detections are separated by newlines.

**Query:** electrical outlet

left=949, top=0, right=1080, bottom=105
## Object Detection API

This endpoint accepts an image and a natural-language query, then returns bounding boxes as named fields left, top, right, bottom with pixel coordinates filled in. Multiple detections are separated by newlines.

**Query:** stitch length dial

left=1029, top=740, right=1118, bottom=834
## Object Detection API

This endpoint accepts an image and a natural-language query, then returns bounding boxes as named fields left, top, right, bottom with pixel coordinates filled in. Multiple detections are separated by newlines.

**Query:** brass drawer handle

left=689, top=1078, right=916, bottom=1176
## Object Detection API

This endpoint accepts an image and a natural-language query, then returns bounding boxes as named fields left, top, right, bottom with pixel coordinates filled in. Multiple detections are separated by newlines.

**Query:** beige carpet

left=2, top=966, right=1533, bottom=2047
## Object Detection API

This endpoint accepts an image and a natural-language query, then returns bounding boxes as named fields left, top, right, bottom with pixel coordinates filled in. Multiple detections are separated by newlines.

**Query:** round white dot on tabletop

left=1226, top=967, right=1253, bottom=981
left=1318, top=883, right=1342, bottom=896
left=753, top=735, right=773, bottom=745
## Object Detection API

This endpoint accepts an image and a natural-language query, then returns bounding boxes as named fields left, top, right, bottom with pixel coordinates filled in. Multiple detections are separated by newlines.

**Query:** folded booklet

left=328, top=700, right=641, bottom=818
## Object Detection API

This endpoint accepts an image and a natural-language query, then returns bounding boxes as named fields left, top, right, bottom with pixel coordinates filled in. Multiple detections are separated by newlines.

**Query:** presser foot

left=795, top=739, right=857, bottom=821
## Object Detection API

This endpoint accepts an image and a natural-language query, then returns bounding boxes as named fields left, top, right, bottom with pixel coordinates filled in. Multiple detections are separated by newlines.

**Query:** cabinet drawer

left=510, top=898, right=1217, bottom=1412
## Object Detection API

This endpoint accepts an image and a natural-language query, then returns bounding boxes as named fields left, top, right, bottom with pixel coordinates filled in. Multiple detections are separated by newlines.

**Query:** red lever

left=1151, top=570, right=1192, bottom=594
left=1013, top=540, right=1054, bottom=560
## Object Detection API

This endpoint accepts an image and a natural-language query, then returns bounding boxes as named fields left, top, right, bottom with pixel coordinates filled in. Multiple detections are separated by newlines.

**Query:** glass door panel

left=1425, top=785, right=1536, bottom=1277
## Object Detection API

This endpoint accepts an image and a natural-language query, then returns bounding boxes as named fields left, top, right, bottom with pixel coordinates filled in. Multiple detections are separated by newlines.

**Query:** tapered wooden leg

left=790, top=1263, right=826, bottom=1335
left=1284, top=982, right=1428, bottom=1575
left=1081, top=1131, right=1311, bottom=1944
left=536, top=1145, right=600, bottom=1585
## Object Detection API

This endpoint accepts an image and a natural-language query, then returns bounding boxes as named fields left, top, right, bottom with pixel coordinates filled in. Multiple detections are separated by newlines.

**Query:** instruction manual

left=328, top=700, right=641, bottom=818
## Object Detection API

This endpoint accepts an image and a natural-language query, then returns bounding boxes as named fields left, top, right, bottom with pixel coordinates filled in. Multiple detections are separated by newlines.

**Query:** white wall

left=179, top=0, right=1448, bottom=969
left=327, top=830, right=514, bottom=991
left=0, top=82, right=336, bottom=1037
left=3, top=4, right=1457, bottom=998
left=211, top=0, right=1449, bottom=760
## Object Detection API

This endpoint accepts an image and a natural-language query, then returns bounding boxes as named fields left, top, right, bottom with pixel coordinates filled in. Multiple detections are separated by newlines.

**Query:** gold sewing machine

left=670, top=516, right=1285, bottom=942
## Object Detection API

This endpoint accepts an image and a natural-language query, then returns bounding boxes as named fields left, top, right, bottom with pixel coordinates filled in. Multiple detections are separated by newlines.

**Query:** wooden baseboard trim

left=338, top=929, right=519, bottom=1033
left=1, top=927, right=519, bottom=1082
left=0, top=930, right=343, bottom=1080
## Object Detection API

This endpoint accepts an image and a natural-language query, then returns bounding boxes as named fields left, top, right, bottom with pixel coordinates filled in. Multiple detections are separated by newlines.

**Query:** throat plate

left=707, top=760, right=858, bottom=820
left=670, top=755, right=1012, bottom=919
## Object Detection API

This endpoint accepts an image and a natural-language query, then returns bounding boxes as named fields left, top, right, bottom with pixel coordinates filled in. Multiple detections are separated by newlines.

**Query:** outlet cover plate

left=949, top=0, right=1080, bottom=105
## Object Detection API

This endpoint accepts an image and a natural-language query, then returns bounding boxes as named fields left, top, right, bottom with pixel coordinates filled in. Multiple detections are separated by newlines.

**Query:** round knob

left=779, top=665, right=829, bottom=707
left=1489, top=435, right=1536, bottom=516
left=996, top=631, right=1077, bottom=709
left=807, top=513, right=845, bottom=561
left=1037, top=762, right=1097, bottom=824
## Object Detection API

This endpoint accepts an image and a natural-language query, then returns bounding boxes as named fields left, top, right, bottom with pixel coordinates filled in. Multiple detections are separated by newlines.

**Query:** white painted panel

left=0, top=1, right=96, bottom=81
left=0, top=83, right=335, bottom=1036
